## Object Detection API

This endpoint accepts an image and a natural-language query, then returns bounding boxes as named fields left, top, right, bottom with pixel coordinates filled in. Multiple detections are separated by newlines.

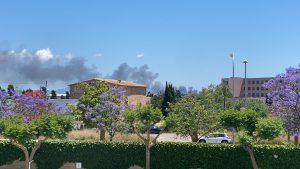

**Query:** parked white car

left=198, top=132, right=231, bottom=143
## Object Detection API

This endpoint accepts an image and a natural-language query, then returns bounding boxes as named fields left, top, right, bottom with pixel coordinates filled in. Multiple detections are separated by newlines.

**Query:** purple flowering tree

left=263, top=66, right=300, bottom=144
left=0, top=90, right=73, bottom=169
left=80, top=84, right=127, bottom=141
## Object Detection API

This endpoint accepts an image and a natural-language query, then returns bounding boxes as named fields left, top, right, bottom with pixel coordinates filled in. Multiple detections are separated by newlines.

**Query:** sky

left=0, top=0, right=300, bottom=91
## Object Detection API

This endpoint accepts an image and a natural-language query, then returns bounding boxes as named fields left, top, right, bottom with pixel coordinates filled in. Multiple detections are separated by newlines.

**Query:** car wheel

left=221, top=140, right=228, bottom=143
left=198, top=139, right=206, bottom=143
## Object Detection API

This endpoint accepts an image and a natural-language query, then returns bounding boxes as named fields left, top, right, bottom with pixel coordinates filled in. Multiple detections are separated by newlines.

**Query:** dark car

left=144, top=126, right=162, bottom=134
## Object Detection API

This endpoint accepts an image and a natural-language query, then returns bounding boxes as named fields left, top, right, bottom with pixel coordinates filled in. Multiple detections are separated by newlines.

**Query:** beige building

left=222, top=77, right=273, bottom=98
left=69, top=78, right=150, bottom=106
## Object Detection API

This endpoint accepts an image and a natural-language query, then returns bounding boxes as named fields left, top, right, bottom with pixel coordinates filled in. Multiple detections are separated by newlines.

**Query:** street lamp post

left=230, top=53, right=235, bottom=98
left=243, top=60, right=248, bottom=99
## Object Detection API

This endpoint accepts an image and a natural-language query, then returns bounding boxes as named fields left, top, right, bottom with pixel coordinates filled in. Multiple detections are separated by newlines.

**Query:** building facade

left=69, top=78, right=150, bottom=106
left=222, top=77, right=273, bottom=98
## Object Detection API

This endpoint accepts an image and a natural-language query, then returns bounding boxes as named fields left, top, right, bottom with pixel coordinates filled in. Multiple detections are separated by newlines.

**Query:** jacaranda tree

left=83, top=86, right=127, bottom=141
left=0, top=90, right=73, bottom=169
left=263, top=66, right=300, bottom=144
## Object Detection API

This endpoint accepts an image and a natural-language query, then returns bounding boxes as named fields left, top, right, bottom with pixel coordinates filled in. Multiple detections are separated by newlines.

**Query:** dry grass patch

left=67, top=129, right=155, bottom=141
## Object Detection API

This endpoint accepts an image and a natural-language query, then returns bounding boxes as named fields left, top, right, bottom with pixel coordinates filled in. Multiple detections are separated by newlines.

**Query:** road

left=156, top=133, right=191, bottom=142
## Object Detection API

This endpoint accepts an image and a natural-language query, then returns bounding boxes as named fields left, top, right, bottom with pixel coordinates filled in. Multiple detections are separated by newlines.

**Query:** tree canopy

left=166, top=95, right=218, bottom=142
left=263, top=66, right=300, bottom=136
left=0, top=90, right=73, bottom=169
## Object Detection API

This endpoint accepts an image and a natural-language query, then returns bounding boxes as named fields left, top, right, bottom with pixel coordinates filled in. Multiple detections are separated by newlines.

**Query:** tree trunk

left=231, top=128, right=236, bottom=144
left=12, top=138, right=45, bottom=169
left=24, top=152, right=30, bottom=169
left=12, top=142, right=30, bottom=169
left=287, top=132, right=290, bottom=142
left=100, top=128, right=106, bottom=140
left=109, top=133, right=113, bottom=141
left=294, top=135, right=299, bottom=145
left=223, top=96, right=226, bottom=110
left=190, top=132, right=198, bottom=142
left=145, top=143, right=150, bottom=169
left=246, top=146, right=259, bottom=169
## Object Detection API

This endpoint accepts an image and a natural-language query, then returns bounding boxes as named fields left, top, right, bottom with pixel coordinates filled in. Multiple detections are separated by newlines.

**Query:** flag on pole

left=230, top=53, right=234, bottom=60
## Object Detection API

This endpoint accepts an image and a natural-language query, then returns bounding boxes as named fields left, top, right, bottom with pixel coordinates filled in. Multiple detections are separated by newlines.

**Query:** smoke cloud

left=0, top=48, right=165, bottom=92
left=0, top=48, right=99, bottom=85
left=109, top=63, right=163, bottom=92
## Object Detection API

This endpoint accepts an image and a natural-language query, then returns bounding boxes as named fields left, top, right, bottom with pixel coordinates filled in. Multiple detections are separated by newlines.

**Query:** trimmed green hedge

left=0, top=140, right=300, bottom=169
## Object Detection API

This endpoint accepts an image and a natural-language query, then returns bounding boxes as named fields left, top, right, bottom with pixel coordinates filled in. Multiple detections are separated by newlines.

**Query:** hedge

left=0, top=140, right=300, bottom=169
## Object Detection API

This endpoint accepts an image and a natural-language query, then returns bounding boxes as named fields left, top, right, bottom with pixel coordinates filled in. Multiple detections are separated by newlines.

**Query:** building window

left=257, top=87, right=259, bottom=90
left=252, top=87, right=255, bottom=90
left=261, top=93, right=264, bottom=97
left=256, top=81, right=259, bottom=84
left=252, top=81, right=255, bottom=84
left=252, top=93, right=255, bottom=97
left=261, top=80, right=264, bottom=84
left=248, top=81, right=251, bottom=84
left=248, top=93, right=251, bottom=97
left=244, top=87, right=245, bottom=91
left=256, top=93, right=259, bottom=97
left=261, top=87, right=264, bottom=91
left=248, top=87, right=251, bottom=90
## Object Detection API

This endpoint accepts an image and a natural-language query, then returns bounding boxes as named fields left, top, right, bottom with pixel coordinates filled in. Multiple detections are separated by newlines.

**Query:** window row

left=247, top=80, right=269, bottom=85
left=244, top=87, right=268, bottom=91
left=242, top=93, right=266, bottom=97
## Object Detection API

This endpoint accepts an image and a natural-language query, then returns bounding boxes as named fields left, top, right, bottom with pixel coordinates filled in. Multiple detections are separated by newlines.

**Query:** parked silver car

left=198, top=132, right=231, bottom=143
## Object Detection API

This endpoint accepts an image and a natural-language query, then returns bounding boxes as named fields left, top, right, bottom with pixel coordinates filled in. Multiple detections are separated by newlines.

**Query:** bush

left=1, top=140, right=300, bottom=169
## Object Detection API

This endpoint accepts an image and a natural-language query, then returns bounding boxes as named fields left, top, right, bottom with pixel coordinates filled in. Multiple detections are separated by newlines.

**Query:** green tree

left=0, top=114, right=73, bottom=169
left=238, top=117, right=283, bottom=169
left=150, top=92, right=163, bottom=109
left=198, top=84, right=232, bottom=112
left=161, top=82, right=176, bottom=117
left=50, top=90, right=57, bottom=99
left=7, top=84, right=14, bottom=91
left=219, top=109, right=243, bottom=143
left=166, top=95, right=218, bottom=142
left=123, top=104, right=163, bottom=169
left=238, top=131, right=258, bottom=169
left=40, top=86, right=47, bottom=94
left=66, top=91, right=70, bottom=99
left=255, top=117, right=283, bottom=141
left=219, top=109, right=261, bottom=143
left=234, top=99, right=269, bottom=116
left=214, top=83, right=233, bottom=110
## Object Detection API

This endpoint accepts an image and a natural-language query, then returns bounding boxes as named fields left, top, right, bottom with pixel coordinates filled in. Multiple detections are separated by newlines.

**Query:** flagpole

left=230, top=53, right=235, bottom=98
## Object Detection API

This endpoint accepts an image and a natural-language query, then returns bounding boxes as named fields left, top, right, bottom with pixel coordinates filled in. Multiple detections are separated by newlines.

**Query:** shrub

left=0, top=141, right=300, bottom=169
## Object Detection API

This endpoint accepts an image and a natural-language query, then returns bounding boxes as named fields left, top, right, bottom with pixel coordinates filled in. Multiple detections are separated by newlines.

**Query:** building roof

left=69, top=78, right=146, bottom=88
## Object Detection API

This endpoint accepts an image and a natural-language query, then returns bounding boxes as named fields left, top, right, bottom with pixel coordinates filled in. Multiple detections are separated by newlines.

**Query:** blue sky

left=1, top=0, right=300, bottom=90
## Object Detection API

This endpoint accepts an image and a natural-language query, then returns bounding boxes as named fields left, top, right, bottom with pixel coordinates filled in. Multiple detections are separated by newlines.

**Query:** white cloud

left=35, top=48, right=53, bottom=60
left=65, top=52, right=73, bottom=60
left=94, top=53, right=102, bottom=57
left=137, top=53, right=144, bottom=58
